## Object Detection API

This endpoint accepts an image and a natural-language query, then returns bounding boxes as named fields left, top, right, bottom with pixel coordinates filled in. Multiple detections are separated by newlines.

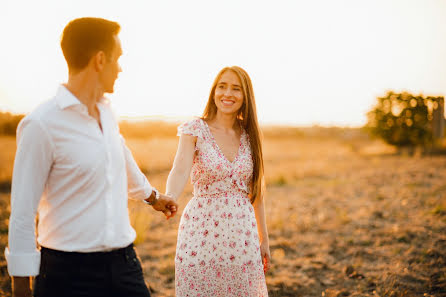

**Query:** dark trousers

left=34, top=244, right=151, bottom=297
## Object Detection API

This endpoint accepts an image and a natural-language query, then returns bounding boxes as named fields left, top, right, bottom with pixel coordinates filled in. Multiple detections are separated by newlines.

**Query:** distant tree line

left=0, top=112, right=24, bottom=135
left=366, top=91, right=445, bottom=149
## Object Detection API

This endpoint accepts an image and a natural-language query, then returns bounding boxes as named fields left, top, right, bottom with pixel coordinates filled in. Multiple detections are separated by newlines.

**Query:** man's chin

left=104, top=87, right=115, bottom=94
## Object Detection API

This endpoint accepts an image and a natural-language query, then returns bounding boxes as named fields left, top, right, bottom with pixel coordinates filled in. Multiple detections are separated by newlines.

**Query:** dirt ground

left=0, top=130, right=445, bottom=297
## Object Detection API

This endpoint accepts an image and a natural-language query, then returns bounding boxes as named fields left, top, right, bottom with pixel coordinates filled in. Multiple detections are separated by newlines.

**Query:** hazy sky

left=1, top=0, right=445, bottom=126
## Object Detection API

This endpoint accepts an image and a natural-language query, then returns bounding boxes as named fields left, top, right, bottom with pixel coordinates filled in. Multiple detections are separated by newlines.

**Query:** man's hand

left=12, top=276, right=32, bottom=297
left=151, top=193, right=178, bottom=219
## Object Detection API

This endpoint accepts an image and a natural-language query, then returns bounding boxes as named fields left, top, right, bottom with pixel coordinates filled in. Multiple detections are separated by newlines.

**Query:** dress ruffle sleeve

left=177, top=118, right=204, bottom=139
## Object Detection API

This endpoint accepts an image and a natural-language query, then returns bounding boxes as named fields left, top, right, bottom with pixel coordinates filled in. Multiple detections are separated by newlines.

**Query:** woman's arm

left=253, top=182, right=271, bottom=273
left=165, top=134, right=197, bottom=201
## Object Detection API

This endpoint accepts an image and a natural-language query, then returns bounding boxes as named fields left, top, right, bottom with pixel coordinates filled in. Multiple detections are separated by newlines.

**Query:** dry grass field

left=0, top=123, right=445, bottom=297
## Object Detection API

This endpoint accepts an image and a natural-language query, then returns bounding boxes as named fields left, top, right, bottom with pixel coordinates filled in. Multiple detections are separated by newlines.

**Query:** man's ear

left=93, top=51, right=106, bottom=72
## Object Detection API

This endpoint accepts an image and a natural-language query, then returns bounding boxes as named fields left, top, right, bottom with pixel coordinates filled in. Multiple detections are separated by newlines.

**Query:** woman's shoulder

left=177, top=117, right=204, bottom=138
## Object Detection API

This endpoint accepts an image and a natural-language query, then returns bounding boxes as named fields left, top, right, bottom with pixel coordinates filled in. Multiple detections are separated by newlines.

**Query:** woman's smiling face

left=214, top=70, right=244, bottom=116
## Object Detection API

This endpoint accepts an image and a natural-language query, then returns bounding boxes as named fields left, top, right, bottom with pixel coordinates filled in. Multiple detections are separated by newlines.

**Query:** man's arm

left=7, top=118, right=54, bottom=296
left=120, top=136, right=177, bottom=217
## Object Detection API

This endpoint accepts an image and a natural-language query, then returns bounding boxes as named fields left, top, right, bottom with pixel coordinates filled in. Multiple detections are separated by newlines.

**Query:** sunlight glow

left=1, top=0, right=445, bottom=126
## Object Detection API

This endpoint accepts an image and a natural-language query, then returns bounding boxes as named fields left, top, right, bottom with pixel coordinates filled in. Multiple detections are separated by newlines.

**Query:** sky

left=0, top=0, right=445, bottom=127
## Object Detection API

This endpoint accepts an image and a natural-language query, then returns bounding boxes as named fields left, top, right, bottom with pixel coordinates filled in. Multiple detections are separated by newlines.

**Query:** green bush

left=366, top=91, right=443, bottom=147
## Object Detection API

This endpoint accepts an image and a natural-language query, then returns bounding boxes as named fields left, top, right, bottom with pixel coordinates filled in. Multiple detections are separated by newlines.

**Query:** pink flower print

left=237, top=200, right=241, bottom=207
left=189, top=263, right=195, bottom=268
left=190, top=282, right=195, bottom=290
left=198, top=202, right=203, bottom=208
left=214, top=233, right=220, bottom=238
left=219, top=256, right=224, bottom=262
left=190, top=230, right=195, bottom=236
left=237, top=229, right=243, bottom=235
left=213, top=245, right=217, bottom=251
left=224, top=199, right=229, bottom=205
left=217, top=271, right=221, bottom=278
left=222, top=241, right=227, bottom=247
left=228, top=213, right=233, bottom=219
left=252, top=222, right=256, bottom=227
left=214, top=220, right=219, bottom=227
left=229, top=241, right=236, bottom=248
left=191, top=251, right=197, bottom=257
left=207, top=199, right=212, bottom=205
left=245, top=230, right=251, bottom=236
left=203, top=230, right=209, bottom=237
left=201, top=240, right=206, bottom=247
left=184, top=213, right=190, bottom=220
left=199, top=260, right=206, bottom=266
left=221, top=212, right=226, bottom=219
left=201, top=221, right=205, bottom=227
left=180, top=224, right=185, bottom=230
left=243, top=250, right=247, bottom=255
left=245, top=240, right=249, bottom=247
left=193, top=216, right=199, bottom=222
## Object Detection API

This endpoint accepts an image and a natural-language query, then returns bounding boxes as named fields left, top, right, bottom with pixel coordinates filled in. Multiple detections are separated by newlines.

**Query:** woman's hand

left=260, top=240, right=271, bottom=273
left=152, top=194, right=178, bottom=219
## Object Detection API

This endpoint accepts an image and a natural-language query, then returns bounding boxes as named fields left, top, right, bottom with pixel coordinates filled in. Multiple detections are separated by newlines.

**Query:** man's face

left=99, top=35, right=122, bottom=94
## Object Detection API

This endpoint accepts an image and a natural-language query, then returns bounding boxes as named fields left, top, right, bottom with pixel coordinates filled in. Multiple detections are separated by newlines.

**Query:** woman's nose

left=224, top=88, right=233, bottom=96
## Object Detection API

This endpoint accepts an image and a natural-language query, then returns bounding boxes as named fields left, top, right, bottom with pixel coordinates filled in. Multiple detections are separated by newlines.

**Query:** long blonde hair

left=202, top=66, right=264, bottom=204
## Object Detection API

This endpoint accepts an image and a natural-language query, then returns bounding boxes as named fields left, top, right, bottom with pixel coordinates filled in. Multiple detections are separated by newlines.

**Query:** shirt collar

left=55, top=85, right=109, bottom=110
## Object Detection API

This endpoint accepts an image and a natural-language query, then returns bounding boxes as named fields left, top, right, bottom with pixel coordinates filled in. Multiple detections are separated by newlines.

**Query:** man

left=6, top=17, right=177, bottom=297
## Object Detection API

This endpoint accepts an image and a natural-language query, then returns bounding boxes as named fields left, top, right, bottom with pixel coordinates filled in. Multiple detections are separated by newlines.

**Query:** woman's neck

left=211, top=112, right=239, bottom=131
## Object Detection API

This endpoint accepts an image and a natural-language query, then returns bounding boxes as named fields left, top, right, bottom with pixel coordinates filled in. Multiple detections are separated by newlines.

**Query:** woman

left=165, top=66, right=270, bottom=296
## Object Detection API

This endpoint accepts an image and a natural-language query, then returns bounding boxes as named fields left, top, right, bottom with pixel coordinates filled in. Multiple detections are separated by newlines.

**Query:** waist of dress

left=193, top=190, right=250, bottom=200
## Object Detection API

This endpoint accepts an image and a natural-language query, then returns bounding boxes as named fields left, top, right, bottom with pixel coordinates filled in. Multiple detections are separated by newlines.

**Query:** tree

left=366, top=91, right=444, bottom=148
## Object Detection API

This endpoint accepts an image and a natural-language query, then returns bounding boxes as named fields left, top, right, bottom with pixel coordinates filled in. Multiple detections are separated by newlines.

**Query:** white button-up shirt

left=5, top=85, right=153, bottom=276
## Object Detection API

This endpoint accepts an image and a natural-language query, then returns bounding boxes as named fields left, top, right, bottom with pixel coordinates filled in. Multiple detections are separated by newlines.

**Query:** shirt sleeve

left=120, top=135, right=153, bottom=201
left=6, top=117, right=54, bottom=276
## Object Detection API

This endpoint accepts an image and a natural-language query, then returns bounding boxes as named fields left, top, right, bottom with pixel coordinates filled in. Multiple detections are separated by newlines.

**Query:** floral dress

left=175, top=118, right=268, bottom=297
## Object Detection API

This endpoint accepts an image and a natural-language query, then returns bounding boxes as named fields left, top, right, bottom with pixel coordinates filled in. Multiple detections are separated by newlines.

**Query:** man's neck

left=65, top=71, right=104, bottom=113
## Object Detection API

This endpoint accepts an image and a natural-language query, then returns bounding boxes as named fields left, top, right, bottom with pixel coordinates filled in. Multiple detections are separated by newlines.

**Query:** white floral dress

left=175, top=118, right=268, bottom=297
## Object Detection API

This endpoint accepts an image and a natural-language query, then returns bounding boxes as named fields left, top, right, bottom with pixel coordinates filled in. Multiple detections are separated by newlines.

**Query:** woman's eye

left=233, top=88, right=240, bottom=91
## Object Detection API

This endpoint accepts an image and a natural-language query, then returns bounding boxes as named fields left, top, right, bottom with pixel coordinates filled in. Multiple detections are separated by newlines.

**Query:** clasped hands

left=150, top=193, right=178, bottom=219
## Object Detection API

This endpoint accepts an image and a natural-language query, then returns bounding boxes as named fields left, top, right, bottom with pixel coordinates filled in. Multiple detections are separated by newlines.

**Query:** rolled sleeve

left=121, top=135, right=153, bottom=200
left=6, top=117, right=54, bottom=276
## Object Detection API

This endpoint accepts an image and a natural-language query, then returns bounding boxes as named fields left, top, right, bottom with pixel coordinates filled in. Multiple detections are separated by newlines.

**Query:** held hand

left=260, top=240, right=271, bottom=273
left=151, top=194, right=178, bottom=219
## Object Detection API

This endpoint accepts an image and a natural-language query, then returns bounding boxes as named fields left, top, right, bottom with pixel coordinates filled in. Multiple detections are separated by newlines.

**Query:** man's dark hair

left=61, top=17, right=121, bottom=72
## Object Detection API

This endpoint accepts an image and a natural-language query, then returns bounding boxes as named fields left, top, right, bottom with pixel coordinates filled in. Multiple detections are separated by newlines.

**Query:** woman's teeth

left=222, top=100, right=234, bottom=105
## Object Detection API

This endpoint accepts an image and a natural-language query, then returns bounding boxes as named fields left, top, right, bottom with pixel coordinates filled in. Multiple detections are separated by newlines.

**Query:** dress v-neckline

left=201, top=119, right=243, bottom=165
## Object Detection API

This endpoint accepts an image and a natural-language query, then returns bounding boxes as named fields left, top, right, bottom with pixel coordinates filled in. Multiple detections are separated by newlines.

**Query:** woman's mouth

left=221, top=99, right=235, bottom=107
